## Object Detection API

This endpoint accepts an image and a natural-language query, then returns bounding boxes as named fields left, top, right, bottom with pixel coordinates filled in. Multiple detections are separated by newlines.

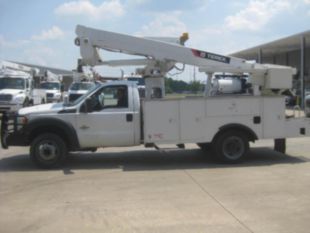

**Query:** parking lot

left=0, top=139, right=310, bottom=233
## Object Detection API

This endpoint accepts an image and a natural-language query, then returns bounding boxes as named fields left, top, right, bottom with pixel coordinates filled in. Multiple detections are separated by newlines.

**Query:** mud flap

left=1, top=113, right=8, bottom=149
left=274, top=138, right=286, bottom=154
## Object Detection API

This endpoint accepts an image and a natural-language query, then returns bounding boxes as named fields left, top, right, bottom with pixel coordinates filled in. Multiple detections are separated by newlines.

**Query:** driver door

left=75, top=85, right=135, bottom=148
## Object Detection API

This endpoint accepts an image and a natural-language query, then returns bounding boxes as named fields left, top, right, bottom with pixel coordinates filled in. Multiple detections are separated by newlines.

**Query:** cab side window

left=88, top=85, right=128, bottom=112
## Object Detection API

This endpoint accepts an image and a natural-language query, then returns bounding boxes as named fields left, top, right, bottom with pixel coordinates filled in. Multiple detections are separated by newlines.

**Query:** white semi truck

left=0, top=61, right=46, bottom=113
left=1, top=25, right=310, bottom=168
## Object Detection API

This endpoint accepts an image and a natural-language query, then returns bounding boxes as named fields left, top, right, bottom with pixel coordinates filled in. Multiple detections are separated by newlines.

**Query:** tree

left=189, top=80, right=204, bottom=94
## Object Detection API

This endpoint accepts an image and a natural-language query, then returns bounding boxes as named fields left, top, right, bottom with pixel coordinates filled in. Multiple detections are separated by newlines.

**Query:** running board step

left=153, top=144, right=185, bottom=151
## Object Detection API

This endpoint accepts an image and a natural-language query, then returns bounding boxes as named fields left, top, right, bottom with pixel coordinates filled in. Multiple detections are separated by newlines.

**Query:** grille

left=46, top=93, right=54, bottom=98
left=69, top=93, right=82, bottom=102
left=306, top=99, right=310, bottom=107
left=0, top=94, right=13, bottom=101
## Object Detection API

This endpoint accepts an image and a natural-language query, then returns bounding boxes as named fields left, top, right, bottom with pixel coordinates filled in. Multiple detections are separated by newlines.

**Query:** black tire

left=214, top=130, right=249, bottom=163
left=197, top=142, right=212, bottom=151
left=274, top=138, right=286, bottom=154
left=30, top=133, right=67, bottom=168
left=23, top=98, right=30, bottom=107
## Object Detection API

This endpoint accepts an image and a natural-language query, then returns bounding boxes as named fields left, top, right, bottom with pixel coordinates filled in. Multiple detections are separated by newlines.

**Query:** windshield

left=40, top=82, right=60, bottom=90
left=0, top=77, right=25, bottom=90
left=127, top=77, right=145, bottom=86
left=69, top=82, right=95, bottom=91
left=67, top=84, right=99, bottom=106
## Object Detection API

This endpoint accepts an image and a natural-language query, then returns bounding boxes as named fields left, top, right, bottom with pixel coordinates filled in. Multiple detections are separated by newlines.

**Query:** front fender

left=26, top=117, right=80, bottom=150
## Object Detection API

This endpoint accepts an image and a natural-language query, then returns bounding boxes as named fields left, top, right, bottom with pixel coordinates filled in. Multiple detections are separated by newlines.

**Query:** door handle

left=126, top=114, right=133, bottom=122
left=80, top=125, right=90, bottom=130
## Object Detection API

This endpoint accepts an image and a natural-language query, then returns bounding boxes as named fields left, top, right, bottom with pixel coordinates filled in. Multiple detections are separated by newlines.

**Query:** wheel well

left=213, top=124, right=258, bottom=143
left=29, top=126, right=71, bottom=149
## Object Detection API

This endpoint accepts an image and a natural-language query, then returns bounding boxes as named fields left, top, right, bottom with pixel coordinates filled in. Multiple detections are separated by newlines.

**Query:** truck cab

left=40, top=81, right=63, bottom=103
left=0, top=69, right=33, bottom=112
left=67, top=81, right=96, bottom=102
left=1, top=81, right=141, bottom=167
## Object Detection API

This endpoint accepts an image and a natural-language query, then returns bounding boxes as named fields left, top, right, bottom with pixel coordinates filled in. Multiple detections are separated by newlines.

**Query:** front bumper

left=1, top=113, right=28, bottom=149
left=46, top=97, right=61, bottom=103
left=0, top=102, right=22, bottom=113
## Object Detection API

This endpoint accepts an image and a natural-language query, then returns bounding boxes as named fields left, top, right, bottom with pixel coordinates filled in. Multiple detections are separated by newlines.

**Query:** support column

left=285, top=52, right=289, bottom=66
left=300, top=36, right=306, bottom=108
left=272, top=54, right=276, bottom=64
left=257, top=48, right=263, bottom=64
left=204, top=72, right=213, bottom=97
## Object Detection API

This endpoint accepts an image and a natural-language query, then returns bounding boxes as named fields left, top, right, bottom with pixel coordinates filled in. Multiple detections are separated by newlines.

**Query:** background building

left=231, top=30, right=310, bottom=105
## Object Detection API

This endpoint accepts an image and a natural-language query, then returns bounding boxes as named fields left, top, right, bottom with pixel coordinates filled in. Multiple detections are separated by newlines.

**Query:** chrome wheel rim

left=38, top=141, right=58, bottom=161
left=222, top=136, right=244, bottom=160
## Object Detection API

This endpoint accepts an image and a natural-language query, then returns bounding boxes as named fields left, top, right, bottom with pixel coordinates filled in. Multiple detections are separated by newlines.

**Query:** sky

left=0, top=0, right=310, bottom=82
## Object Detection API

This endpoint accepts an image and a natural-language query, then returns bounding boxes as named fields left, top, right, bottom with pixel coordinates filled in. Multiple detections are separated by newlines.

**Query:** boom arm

left=75, top=25, right=258, bottom=74
left=75, top=25, right=296, bottom=97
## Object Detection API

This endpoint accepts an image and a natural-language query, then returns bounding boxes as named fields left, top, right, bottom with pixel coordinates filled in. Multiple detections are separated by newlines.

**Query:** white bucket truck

left=0, top=61, right=46, bottom=113
left=1, top=25, right=310, bottom=168
left=40, top=70, right=63, bottom=103
left=67, top=71, right=96, bottom=102
left=124, top=74, right=145, bottom=98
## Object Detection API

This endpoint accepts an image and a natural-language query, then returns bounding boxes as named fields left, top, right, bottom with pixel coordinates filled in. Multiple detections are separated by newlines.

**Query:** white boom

left=43, top=70, right=63, bottom=82
left=0, top=60, right=38, bottom=75
left=75, top=25, right=296, bottom=97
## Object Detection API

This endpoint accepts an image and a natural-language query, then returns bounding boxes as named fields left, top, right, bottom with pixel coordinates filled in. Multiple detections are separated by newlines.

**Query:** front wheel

left=23, top=98, right=30, bottom=107
left=214, top=130, right=249, bottom=163
left=30, top=133, right=67, bottom=168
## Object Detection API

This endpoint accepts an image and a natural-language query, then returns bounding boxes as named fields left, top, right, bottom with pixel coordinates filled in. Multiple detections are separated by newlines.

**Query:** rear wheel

left=214, top=130, right=249, bottom=163
left=30, top=133, right=67, bottom=168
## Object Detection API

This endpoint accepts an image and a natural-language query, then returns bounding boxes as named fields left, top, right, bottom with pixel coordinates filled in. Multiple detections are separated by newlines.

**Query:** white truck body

left=144, top=96, right=310, bottom=144
left=1, top=26, right=310, bottom=168
left=9, top=81, right=310, bottom=148
left=2, top=81, right=310, bottom=168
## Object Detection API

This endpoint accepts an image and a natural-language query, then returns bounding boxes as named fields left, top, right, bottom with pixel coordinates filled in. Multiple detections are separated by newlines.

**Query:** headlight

left=17, top=116, right=28, bottom=125
left=14, top=96, right=25, bottom=104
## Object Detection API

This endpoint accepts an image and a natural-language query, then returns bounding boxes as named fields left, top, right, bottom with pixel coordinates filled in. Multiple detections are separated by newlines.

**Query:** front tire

left=214, top=130, right=249, bottom=163
left=30, top=133, right=67, bottom=168
left=23, top=98, right=30, bottom=107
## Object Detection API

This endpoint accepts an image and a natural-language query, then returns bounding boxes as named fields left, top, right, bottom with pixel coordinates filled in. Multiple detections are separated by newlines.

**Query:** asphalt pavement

left=0, top=138, right=310, bottom=233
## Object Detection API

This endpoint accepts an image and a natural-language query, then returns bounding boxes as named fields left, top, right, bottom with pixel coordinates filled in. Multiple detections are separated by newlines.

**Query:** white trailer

left=1, top=25, right=310, bottom=168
